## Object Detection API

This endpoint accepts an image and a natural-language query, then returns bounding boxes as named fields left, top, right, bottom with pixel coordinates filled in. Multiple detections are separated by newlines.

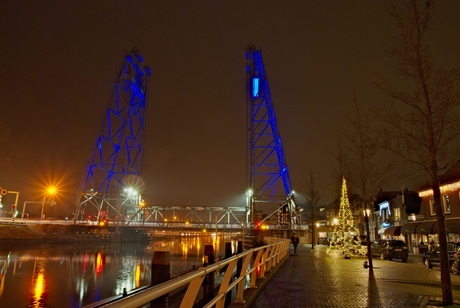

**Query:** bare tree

left=330, top=139, right=348, bottom=201
left=331, top=91, right=391, bottom=219
left=374, top=0, right=460, bottom=304
left=343, top=91, right=392, bottom=210
left=304, top=168, right=322, bottom=249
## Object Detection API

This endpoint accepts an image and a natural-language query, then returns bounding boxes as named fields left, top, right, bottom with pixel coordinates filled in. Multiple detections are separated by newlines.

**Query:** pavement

left=246, top=244, right=460, bottom=308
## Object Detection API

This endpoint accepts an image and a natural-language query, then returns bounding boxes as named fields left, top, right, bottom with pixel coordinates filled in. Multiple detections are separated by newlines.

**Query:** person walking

left=291, top=232, right=300, bottom=256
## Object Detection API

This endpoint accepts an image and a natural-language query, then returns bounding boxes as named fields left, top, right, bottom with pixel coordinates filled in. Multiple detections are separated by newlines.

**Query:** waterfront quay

left=0, top=221, right=460, bottom=308
left=247, top=244, right=460, bottom=308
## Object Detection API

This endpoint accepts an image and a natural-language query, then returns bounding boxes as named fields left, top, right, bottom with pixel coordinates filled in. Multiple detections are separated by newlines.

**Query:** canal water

left=0, top=233, right=239, bottom=308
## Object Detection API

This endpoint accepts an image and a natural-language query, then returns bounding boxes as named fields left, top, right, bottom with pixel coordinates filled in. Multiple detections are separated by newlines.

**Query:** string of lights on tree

left=327, top=177, right=364, bottom=258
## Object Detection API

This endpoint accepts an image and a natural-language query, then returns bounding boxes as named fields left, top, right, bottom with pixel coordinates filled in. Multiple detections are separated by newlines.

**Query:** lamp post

left=246, top=189, right=253, bottom=227
left=140, top=200, right=146, bottom=226
left=41, top=187, right=56, bottom=220
left=363, top=208, right=373, bottom=269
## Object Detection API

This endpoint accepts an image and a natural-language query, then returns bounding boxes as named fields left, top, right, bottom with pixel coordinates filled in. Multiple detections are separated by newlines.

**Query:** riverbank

left=0, top=223, right=75, bottom=247
left=0, top=223, right=71, bottom=239
left=0, top=222, right=154, bottom=249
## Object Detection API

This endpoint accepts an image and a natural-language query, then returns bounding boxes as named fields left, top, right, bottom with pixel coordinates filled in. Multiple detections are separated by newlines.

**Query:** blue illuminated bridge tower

left=74, top=48, right=152, bottom=223
left=245, top=44, right=296, bottom=228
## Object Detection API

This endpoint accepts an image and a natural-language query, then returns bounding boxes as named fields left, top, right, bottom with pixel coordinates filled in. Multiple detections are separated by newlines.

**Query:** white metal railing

left=83, top=237, right=290, bottom=308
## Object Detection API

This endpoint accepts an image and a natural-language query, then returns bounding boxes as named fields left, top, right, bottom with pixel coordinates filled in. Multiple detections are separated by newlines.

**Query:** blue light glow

left=252, top=78, right=259, bottom=98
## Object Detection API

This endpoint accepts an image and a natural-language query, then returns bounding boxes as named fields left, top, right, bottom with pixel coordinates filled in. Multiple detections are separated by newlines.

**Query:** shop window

left=443, top=195, right=451, bottom=214
left=429, top=198, right=436, bottom=216
left=394, top=208, right=401, bottom=221
left=381, top=208, right=389, bottom=220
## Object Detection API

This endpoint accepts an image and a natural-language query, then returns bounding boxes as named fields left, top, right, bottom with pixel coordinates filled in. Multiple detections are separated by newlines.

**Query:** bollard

left=222, top=242, right=232, bottom=273
left=225, top=242, right=232, bottom=259
left=203, top=244, right=215, bottom=266
left=151, top=243, right=170, bottom=308
left=203, top=244, right=215, bottom=304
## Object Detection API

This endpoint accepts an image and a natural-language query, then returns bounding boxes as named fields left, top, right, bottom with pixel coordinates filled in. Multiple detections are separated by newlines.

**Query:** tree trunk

left=432, top=183, right=453, bottom=305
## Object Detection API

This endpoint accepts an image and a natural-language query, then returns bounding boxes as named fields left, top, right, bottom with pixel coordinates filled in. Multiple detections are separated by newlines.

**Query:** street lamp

left=246, top=189, right=253, bottom=226
left=140, top=199, right=146, bottom=225
left=363, top=208, right=373, bottom=269
left=41, top=187, right=56, bottom=220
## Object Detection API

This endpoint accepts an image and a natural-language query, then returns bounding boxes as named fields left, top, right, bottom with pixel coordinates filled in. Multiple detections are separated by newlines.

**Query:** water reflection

left=30, top=253, right=49, bottom=308
left=0, top=234, right=238, bottom=307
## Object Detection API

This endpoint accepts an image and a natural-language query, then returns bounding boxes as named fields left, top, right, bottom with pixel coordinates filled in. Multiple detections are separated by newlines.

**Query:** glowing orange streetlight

left=47, top=187, right=56, bottom=195
left=41, top=187, right=57, bottom=220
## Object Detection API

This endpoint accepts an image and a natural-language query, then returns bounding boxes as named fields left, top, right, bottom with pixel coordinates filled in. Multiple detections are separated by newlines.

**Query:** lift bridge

left=245, top=44, right=296, bottom=228
left=73, top=46, right=297, bottom=230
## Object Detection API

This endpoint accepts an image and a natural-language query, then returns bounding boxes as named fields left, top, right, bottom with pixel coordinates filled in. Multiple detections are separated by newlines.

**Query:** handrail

left=84, top=237, right=291, bottom=308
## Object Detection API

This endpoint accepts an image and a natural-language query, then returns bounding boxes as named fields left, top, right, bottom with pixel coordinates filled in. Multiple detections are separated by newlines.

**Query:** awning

left=416, top=221, right=437, bottom=234
left=433, top=219, right=460, bottom=234
left=446, top=219, right=460, bottom=234
left=383, top=226, right=401, bottom=236
left=401, top=222, right=420, bottom=234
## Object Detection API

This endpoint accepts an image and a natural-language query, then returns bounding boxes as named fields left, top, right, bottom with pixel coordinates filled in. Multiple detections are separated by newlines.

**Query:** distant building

left=372, top=161, right=460, bottom=253
left=372, top=189, right=421, bottom=243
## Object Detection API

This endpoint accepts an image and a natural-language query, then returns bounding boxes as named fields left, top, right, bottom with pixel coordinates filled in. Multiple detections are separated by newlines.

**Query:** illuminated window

left=252, top=78, right=259, bottom=98
left=443, top=195, right=451, bottom=214
left=381, top=208, right=389, bottom=220
left=429, top=198, right=436, bottom=216
left=394, top=208, right=401, bottom=221
left=379, top=201, right=391, bottom=218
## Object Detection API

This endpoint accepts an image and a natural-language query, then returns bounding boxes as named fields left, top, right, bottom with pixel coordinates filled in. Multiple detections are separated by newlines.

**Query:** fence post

left=203, top=244, right=215, bottom=304
left=151, top=243, right=170, bottom=308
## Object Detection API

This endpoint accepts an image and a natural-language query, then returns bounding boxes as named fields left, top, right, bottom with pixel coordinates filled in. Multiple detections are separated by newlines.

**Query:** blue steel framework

left=74, top=48, right=152, bottom=223
left=245, top=45, right=296, bottom=226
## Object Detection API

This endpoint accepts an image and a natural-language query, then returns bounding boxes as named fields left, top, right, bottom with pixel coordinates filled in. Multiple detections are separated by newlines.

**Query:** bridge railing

left=84, top=237, right=291, bottom=308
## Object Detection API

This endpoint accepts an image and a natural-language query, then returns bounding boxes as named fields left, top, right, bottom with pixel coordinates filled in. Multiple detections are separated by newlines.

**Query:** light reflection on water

left=31, top=258, right=47, bottom=308
left=0, top=234, right=238, bottom=308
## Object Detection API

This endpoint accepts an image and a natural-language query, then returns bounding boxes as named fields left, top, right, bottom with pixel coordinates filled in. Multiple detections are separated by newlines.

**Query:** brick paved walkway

left=249, top=244, right=460, bottom=308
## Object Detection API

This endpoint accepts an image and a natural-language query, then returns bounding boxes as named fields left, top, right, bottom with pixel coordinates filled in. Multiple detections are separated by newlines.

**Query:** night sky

left=1, top=1, right=460, bottom=217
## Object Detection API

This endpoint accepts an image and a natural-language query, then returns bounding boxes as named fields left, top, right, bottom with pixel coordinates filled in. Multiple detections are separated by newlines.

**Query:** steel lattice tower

left=245, top=44, right=295, bottom=226
left=74, top=48, right=151, bottom=223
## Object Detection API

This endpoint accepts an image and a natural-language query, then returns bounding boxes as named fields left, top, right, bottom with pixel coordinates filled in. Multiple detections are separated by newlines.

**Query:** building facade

left=372, top=162, right=460, bottom=253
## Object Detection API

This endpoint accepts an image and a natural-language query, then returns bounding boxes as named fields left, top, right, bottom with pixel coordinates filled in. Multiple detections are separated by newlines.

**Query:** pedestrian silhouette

left=291, top=233, right=300, bottom=256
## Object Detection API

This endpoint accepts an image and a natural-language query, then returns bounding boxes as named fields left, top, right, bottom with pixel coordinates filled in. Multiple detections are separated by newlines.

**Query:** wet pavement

left=248, top=244, right=460, bottom=308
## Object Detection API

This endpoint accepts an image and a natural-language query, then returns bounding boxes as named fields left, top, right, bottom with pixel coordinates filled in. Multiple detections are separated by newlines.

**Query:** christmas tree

left=327, top=177, right=362, bottom=257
